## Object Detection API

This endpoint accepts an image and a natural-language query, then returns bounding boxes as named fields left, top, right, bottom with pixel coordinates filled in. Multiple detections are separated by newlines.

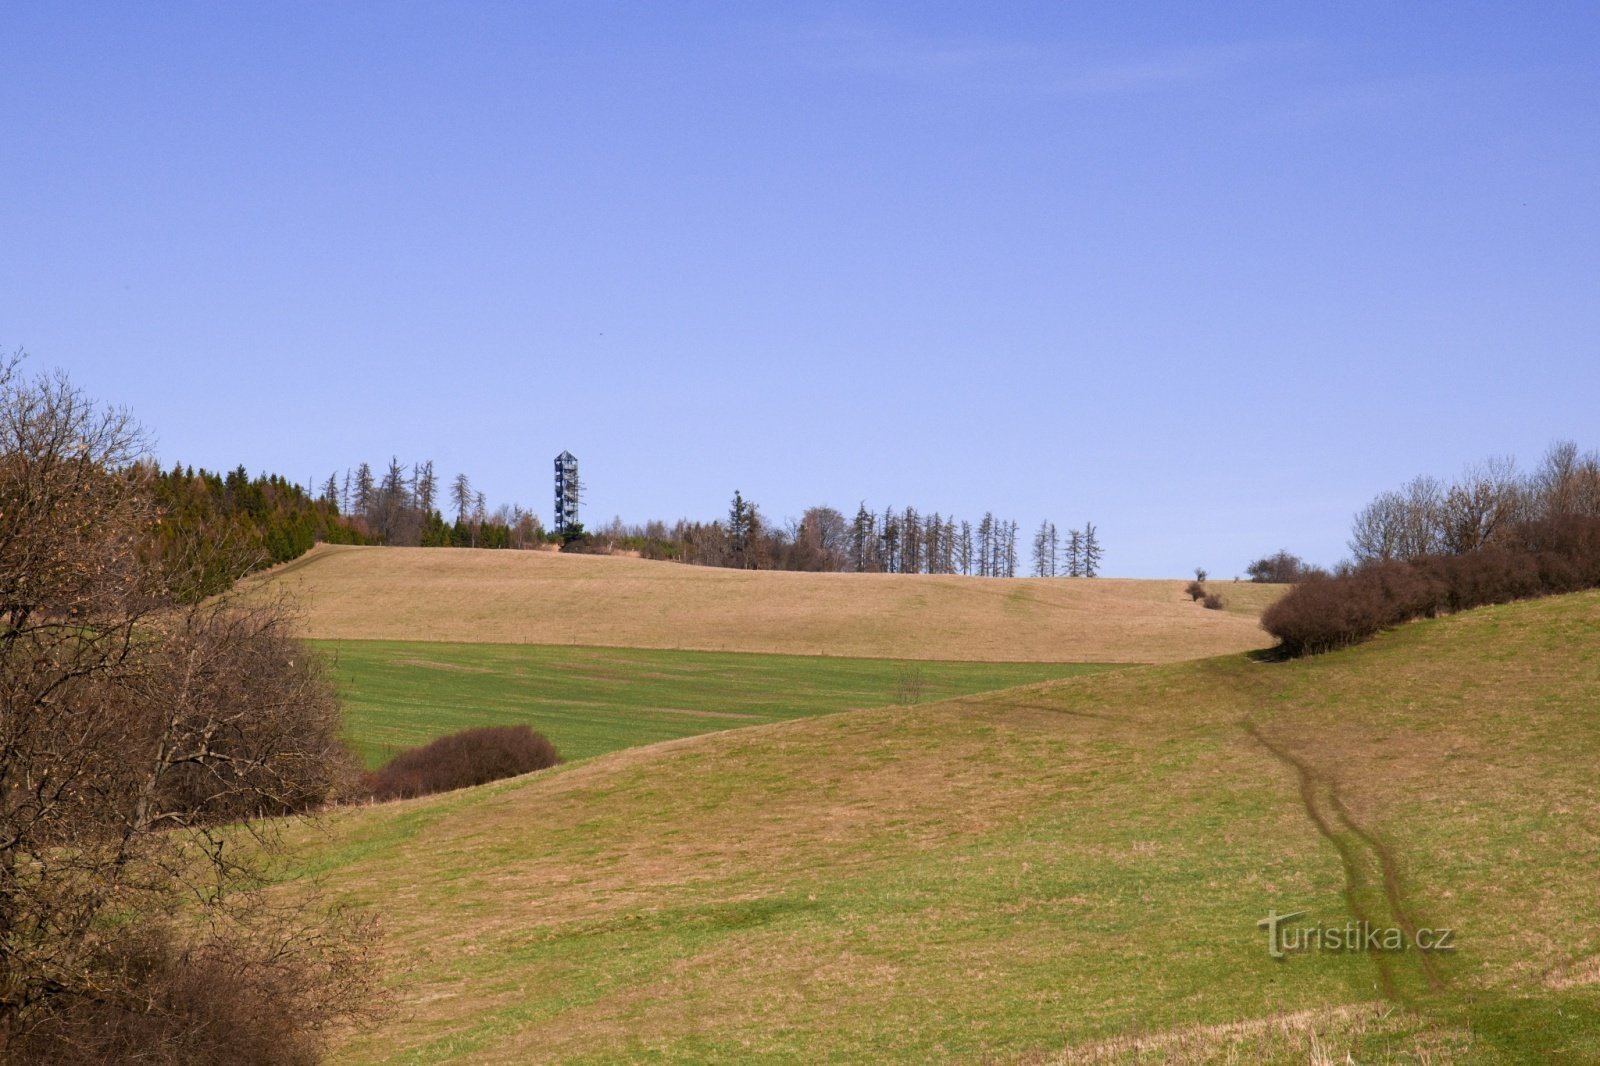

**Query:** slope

left=252, top=545, right=1281, bottom=663
left=282, top=588, right=1600, bottom=1063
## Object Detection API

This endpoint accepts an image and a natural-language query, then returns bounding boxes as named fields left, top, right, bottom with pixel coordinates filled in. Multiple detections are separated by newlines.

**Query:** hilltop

left=252, top=544, right=1282, bottom=663
left=284, top=589, right=1600, bottom=1063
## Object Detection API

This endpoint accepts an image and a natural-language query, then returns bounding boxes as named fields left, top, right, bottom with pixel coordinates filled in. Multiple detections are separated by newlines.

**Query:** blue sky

left=4, top=3, right=1597, bottom=576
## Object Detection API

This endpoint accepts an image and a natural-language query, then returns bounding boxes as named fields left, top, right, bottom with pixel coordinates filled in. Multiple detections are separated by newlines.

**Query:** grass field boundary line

left=311, top=634, right=1138, bottom=669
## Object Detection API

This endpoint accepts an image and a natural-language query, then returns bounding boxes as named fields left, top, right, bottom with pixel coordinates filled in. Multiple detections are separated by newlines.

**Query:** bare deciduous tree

left=0, top=359, right=373, bottom=1060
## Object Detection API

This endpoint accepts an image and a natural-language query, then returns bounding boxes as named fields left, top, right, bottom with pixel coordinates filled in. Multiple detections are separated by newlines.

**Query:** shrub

left=1184, top=580, right=1207, bottom=602
left=1246, top=550, right=1316, bottom=583
left=362, top=725, right=560, bottom=802
left=1262, top=515, right=1600, bottom=656
left=9, top=915, right=376, bottom=1066
left=1202, top=592, right=1225, bottom=610
left=0, top=360, right=375, bottom=1050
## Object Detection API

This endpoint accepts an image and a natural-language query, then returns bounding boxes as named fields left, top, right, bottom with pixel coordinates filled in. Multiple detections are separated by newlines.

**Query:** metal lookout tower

left=554, top=451, right=579, bottom=534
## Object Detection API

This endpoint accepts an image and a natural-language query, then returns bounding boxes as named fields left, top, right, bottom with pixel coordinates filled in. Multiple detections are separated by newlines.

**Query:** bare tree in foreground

left=0, top=358, right=374, bottom=1062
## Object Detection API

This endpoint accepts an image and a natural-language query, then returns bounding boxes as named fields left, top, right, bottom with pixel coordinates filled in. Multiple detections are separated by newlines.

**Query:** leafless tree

left=450, top=472, right=472, bottom=529
left=1533, top=440, right=1600, bottom=520
left=789, top=506, right=849, bottom=572
left=373, top=456, right=416, bottom=545
left=352, top=462, right=375, bottom=520
left=0, top=359, right=373, bottom=1060
left=1439, top=456, right=1523, bottom=554
left=414, top=459, right=437, bottom=520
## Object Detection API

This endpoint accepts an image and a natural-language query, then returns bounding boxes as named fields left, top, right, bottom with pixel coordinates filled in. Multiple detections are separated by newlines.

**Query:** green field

left=313, top=639, right=1122, bottom=767
left=284, top=592, right=1600, bottom=1062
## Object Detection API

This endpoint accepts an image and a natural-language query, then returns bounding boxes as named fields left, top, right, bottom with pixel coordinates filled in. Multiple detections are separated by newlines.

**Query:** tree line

left=322, top=458, right=546, bottom=549
left=579, top=495, right=1104, bottom=577
left=1348, top=441, right=1600, bottom=562
left=149, top=463, right=374, bottom=597
left=151, top=454, right=1108, bottom=581
left=1263, top=440, right=1600, bottom=656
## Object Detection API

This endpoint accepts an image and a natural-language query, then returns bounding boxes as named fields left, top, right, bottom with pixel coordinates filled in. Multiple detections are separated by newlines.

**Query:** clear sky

left=4, top=3, right=1597, bottom=577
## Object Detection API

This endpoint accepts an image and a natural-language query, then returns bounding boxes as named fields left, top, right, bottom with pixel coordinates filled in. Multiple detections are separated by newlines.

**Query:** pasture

left=286, top=589, right=1600, bottom=1063
left=317, top=639, right=1118, bottom=767
left=258, top=545, right=1284, bottom=663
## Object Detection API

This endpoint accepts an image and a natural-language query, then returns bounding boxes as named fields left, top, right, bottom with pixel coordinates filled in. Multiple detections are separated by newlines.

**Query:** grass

left=255, top=545, right=1283, bottom=663
left=315, top=640, right=1120, bottom=767
left=280, top=590, right=1600, bottom=1063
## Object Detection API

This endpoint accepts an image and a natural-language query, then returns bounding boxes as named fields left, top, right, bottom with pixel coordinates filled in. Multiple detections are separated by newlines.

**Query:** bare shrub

left=8, top=906, right=376, bottom=1066
left=1245, top=550, right=1318, bottom=584
left=894, top=663, right=925, bottom=705
left=363, top=725, right=560, bottom=802
left=0, top=357, right=375, bottom=1056
left=1184, top=580, right=1207, bottom=602
left=1202, top=593, right=1225, bottom=610
left=1264, top=514, right=1600, bottom=656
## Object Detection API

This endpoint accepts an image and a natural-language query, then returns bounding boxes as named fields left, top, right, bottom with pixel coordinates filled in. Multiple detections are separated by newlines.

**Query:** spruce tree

left=1082, top=522, right=1103, bottom=577
left=1065, top=529, right=1084, bottom=577
left=1032, top=520, right=1052, bottom=577
left=727, top=490, right=752, bottom=568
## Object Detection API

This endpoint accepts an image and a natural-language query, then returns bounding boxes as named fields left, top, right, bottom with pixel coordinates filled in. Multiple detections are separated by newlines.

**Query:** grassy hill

left=285, top=590, right=1600, bottom=1063
left=254, top=545, right=1282, bottom=663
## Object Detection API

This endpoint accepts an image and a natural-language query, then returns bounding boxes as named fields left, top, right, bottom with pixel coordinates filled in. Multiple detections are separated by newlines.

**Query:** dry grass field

left=280, top=590, right=1600, bottom=1064
left=251, top=545, right=1282, bottom=663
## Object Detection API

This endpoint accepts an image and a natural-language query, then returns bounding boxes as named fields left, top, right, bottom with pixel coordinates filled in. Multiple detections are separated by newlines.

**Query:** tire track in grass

left=1244, top=722, right=1442, bottom=1004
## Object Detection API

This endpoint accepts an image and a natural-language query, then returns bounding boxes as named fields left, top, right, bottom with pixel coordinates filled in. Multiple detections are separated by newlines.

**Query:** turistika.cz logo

left=1256, top=910, right=1456, bottom=959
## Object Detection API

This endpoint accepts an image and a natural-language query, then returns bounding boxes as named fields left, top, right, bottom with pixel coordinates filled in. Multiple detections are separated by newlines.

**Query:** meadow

left=259, top=545, right=1283, bottom=663
left=317, top=639, right=1118, bottom=767
left=286, top=588, right=1600, bottom=1063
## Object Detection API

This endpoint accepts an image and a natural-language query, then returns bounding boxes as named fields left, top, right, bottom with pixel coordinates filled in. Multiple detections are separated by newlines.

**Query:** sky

left=3, top=3, right=1597, bottom=577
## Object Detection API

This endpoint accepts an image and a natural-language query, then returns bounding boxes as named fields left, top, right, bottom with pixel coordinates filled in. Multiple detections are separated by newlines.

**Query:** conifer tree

left=1032, top=520, right=1052, bottom=577
left=1065, top=529, right=1084, bottom=577
left=353, top=462, right=375, bottom=522
left=882, top=507, right=900, bottom=573
left=414, top=460, right=437, bottom=520
left=851, top=503, right=877, bottom=572
left=1082, top=522, right=1103, bottom=577
left=902, top=506, right=921, bottom=574
left=727, top=490, right=753, bottom=569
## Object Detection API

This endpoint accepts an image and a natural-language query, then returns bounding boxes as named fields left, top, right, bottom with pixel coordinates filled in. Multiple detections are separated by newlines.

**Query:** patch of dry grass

left=251, top=546, right=1282, bottom=663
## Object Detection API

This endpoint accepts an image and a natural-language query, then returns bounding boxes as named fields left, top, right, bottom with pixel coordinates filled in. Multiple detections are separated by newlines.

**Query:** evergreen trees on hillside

left=149, top=464, right=372, bottom=596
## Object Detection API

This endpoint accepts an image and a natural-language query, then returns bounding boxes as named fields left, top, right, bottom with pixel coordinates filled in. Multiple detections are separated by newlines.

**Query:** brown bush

left=9, top=911, right=376, bottom=1066
left=1263, top=515, right=1600, bottom=656
left=1185, top=580, right=1207, bottom=601
left=1202, top=593, right=1225, bottom=610
left=0, top=360, right=376, bottom=1052
left=362, top=725, right=560, bottom=802
left=1245, top=550, right=1317, bottom=583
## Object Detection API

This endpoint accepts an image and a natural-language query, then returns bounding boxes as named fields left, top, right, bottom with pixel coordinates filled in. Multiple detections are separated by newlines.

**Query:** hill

left=253, top=545, right=1282, bottom=663
left=285, top=589, right=1600, bottom=1063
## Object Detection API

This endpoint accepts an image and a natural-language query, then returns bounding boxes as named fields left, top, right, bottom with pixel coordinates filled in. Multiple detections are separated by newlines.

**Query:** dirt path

left=1243, top=719, right=1443, bottom=1003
